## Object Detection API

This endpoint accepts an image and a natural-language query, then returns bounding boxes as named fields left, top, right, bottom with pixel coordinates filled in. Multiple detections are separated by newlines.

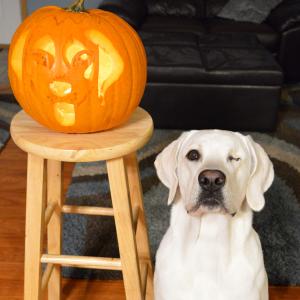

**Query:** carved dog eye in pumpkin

left=72, top=51, right=92, bottom=66
left=29, top=35, right=56, bottom=70
left=65, top=41, right=94, bottom=79
left=33, top=50, right=54, bottom=69
left=72, top=50, right=94, bottom=79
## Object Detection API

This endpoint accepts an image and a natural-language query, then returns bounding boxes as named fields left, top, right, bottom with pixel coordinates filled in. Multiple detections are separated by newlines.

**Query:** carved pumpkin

left=8, top=0, right=147, bottom=133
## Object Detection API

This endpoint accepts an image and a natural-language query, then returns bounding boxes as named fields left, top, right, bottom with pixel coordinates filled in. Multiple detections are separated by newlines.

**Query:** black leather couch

left=98, top=0, right=300, bottom=130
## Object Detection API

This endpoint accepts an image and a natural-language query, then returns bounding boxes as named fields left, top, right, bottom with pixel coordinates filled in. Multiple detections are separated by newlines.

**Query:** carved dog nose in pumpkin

left=49, top=81, right=72, bottom=97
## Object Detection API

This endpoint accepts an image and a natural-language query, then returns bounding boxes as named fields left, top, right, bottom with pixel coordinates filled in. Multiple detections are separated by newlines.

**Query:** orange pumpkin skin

left=8, top=5, right=147, bottom=133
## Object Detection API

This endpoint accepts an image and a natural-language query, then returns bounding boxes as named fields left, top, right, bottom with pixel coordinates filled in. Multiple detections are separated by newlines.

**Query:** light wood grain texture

left=10, top=107, right=153, bottom=162
left=62, top=205, right=114, bottom=216
left=44, top=202, right=56, bottom=227
left=125, top=153, right=154, bottom=299
left=0, top=140, right=299, bottom=299
left=24, top=154, right=46, bottom=300
left=107, top=157, right=143, bottom=300
left=41, top=254, right=122, bottom=271
left=140, top=263, right=148, bottom=299
left=41, top=264, right=54, bottom=292
left=132, top=205, right=140, bottom=233
left=47, top=160, right=63, bottom=300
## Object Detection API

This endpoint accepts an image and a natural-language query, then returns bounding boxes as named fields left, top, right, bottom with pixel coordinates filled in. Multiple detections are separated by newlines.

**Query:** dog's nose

left=198, top=170, right=226, bottom=192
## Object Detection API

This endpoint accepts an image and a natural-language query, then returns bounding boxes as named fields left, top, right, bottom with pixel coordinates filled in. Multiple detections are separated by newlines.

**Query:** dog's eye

left=228, top=155, right=241, bottom=162
left=186, top=149, right=200, bottom=161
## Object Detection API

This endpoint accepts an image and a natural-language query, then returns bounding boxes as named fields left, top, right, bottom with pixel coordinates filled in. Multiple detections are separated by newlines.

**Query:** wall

left=0, top=0, right=22, bottom=44
left=27, top=0, right=102, bottom=14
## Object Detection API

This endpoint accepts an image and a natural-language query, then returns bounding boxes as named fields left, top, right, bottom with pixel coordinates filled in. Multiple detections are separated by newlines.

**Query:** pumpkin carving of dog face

left=9, top=2, right=147, bottom=133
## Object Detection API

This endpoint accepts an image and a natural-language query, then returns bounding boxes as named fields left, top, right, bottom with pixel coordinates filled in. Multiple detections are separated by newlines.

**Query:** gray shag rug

left=0, top=95, right=21, bottom=152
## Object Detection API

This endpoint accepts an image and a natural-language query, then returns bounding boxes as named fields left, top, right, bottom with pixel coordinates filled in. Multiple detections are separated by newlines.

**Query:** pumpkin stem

left=65, top=0, right=86, bottom=12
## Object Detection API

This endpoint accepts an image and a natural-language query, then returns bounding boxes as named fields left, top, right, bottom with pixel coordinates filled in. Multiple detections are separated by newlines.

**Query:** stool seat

left=11, top=107, right=153, bottom=162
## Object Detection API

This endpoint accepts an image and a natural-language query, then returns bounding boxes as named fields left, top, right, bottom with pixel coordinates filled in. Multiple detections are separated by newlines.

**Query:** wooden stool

left=10, top=107, right=154, bottom=300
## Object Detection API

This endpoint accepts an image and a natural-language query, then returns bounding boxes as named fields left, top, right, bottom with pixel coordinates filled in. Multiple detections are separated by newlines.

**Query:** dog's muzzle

left=197, top=169, right=226, bottom=207
left=187, top=170, right=227, bottom=216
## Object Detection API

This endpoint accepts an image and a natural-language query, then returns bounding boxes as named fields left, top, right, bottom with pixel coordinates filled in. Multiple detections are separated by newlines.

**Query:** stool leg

left=107, top=157, right=143, bottom=300
left=24, top=154, right=46, bottom=300
left=47, top=160, right=63, bottom=300
left=125, top=153, right=154, bottom=300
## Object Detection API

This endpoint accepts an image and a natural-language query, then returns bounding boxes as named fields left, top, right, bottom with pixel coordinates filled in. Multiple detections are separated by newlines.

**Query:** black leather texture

left=141, top=83, right=280, bottom=130
left=141, top=16, right=206, bottom=34
left=204, top=17, right=279, bottom=51
left=140, top=31, right=282, bottom=130
left=279, top=26, right=300, bottom=82
left=98, top=0, right=147, bottom=28
left=142, top=32, right=282, bottom=86
left=268, top=0, right=300, bottom=32
left=146, top=0, right=204, bottom=17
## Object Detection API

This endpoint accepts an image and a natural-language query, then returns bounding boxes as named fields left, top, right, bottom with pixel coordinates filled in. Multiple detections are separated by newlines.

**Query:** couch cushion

left=197, top=32, right=260, bottom=47
left=204, top=17, right=279, bottom=51
left=141, top=32, right=282, bottom=85
left=199, top=46, right=282, bottom=85
left=141, top=32, right=207, bottom=83
left=139, top=31, right=200, bottom=46
left=146, top=0, right=205, bottom=18
left=140, top=15, right=206, bottom=34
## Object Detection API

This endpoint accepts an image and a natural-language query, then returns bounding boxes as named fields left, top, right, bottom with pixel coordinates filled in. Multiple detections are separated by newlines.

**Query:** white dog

left=154, top=130, right=274, bottom=300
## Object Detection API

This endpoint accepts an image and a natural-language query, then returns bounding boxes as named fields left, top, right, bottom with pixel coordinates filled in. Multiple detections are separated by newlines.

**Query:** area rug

left=0, top=49, right=9, bottom=86
left=0, top=95, right=21, bottom=152
left=63, top=103, right=300, bottom=286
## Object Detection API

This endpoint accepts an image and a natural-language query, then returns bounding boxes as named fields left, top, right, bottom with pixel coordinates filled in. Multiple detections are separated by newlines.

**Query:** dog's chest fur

left=154, top=201, right=268, bottom=300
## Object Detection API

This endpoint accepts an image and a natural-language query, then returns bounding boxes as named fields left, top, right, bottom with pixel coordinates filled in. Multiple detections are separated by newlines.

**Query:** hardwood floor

left=0, top=139, right=299, bottom=299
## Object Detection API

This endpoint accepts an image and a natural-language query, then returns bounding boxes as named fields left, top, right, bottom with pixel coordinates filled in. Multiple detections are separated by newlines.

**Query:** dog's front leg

left=260, top=280, right=269, bottom=300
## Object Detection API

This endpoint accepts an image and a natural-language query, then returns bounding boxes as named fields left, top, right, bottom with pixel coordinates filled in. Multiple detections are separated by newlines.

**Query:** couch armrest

left=98, top=0, right=147, bottom=29
left=267, top=0, right=300, bottom=32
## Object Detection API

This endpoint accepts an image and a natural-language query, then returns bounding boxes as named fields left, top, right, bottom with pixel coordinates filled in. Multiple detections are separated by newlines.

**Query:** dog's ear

left=244, top=135, right=274, bottom=211
left=155, top=132, right=192, bottom=205
left=155, top=138, right=181, bottom=205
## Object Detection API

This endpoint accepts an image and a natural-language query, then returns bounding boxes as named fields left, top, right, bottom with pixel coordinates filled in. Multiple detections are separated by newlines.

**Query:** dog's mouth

left=187, top=203, right=227, bottom=217
left=186, top=192, right=229, bottom=216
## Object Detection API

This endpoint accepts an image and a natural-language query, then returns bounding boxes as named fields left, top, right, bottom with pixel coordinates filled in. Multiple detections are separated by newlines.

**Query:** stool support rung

left=62, top=205, right=114, bottom=216
left=44, top=202, right=56, bottom=228
left=132, top=205, right=140, bottom=234
left=140, top=262, right=148, bottom=298
left=41, top=254, right=122, bottom=270
left=41, top=263, right=54, bottom=292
